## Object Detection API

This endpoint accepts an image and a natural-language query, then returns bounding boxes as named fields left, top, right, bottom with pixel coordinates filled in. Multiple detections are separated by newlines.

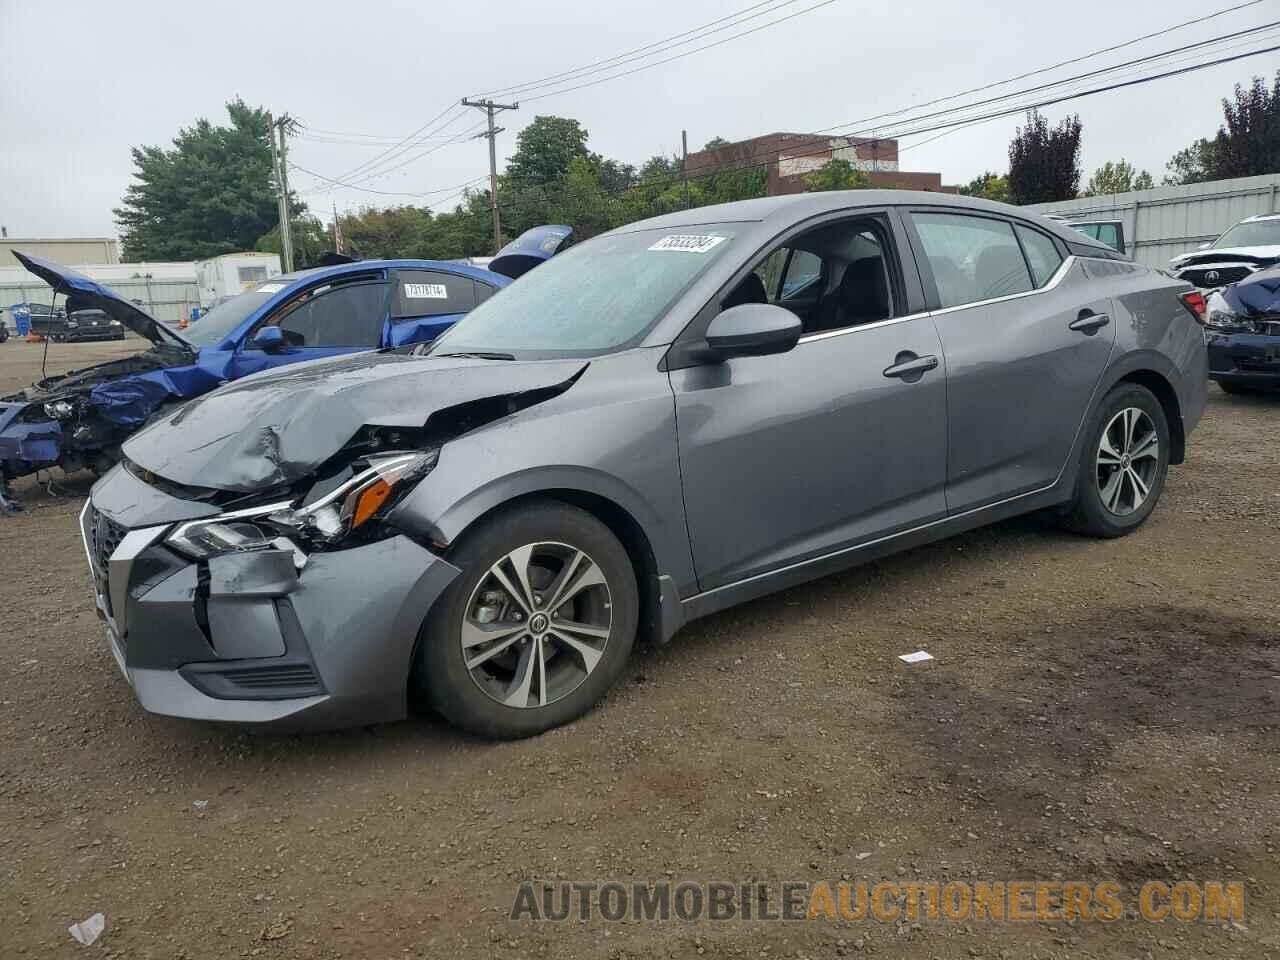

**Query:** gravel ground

left=1, top=338, right=1278, bottom=959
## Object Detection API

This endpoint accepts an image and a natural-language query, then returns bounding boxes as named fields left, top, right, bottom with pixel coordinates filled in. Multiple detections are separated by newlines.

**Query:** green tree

left=255, top=215, right=333, bottom=269
left=959, top=171, right=1010, bottom=203
left=114, top=99, right=295, bottom=261
left=1164, top=138, right=1217, bottom=185
left=505, top=116, right=591, bottom=187
left=1212, top=72, right=1280, bottom=179
left=1081, top=159, right=1154, bottom=196
left=803, top=158, right=870, bottom=193
left=1007, top=110, right=1082, bottom=204
left=1164, top=72, right=1280, bottom=184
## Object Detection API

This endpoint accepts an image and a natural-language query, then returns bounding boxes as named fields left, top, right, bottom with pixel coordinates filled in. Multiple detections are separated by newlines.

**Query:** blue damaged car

left=1201, top=262, right=1280, bottom=393
left=0, top=227, right=572, bottom=509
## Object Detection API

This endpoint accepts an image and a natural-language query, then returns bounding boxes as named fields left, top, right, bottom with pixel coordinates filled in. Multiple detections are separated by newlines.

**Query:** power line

left=478, top=0, right=812, bottom=98
left=290, top=163, right=488, bottom=199
left=522, top=0, right=841, bottom=102
left=487, top=37, right=1280, bottom=214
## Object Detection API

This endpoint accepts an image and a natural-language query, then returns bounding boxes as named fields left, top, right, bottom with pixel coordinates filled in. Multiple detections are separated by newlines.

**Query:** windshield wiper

left=433, top=351, right=517, bottom=361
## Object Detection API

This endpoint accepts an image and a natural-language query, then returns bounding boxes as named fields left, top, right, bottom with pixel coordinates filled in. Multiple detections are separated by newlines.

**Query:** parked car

left=1169, top=212, right=1280, bottom=288
left=23, top=301, right=69, bottom=338
left=0, top=229, right=569, bottom=508
left=60, top=307, right=126, bottom=342
left=75, top=192, right=1208, bottom=738
left=1200, top=262, right=1280, bottom=393
left=0, top=317, right=7, bottom=343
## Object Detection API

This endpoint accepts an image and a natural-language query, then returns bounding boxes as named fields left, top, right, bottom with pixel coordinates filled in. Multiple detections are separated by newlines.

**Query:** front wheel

left=416, top=501, right=638, bottom=739
left=1061, top=383, right=1170, bottom=538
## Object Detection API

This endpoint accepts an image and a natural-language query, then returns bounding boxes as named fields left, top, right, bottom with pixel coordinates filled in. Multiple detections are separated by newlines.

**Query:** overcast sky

left=2, top=0, right=1278, bottom=242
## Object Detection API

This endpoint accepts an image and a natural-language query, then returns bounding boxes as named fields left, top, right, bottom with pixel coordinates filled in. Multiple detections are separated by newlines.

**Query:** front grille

left=87, top=505, right=127, bottom=612
left=1180, top=265, right=1253, bottom=287
left=222, top=664, right=320, bottom=690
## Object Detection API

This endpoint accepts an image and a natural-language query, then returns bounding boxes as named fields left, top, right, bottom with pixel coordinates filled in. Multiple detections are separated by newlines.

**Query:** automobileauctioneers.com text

left=511, top=880, right=1244, bottom=924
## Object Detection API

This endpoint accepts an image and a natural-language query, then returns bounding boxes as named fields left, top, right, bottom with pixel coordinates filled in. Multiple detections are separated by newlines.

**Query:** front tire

left=416, top=501, right=638, bottom=739
left=1062, top=383, right=1170, bottom=538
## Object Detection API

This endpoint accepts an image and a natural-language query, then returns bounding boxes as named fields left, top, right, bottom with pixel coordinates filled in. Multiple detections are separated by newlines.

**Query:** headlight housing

left=165, top=450, right=437, bottom=560
left=1203, top=291, right=1260, bottom=333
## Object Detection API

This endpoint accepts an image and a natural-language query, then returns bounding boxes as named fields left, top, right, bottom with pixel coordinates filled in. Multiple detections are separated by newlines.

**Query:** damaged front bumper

left=0, top=401, right=62, bottom=478
left=1205, top=331, right=1280, bottom=387
left=80, top=465, right=460, bottom=730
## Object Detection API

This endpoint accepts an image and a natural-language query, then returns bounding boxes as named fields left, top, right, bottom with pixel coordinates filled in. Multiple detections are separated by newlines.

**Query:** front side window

left=255, top=279, right=389, bottom=348
left=911, top=212, right=1033, bottom=309
left=1015, top=224, right=1064, bottom=287
left=430, top=226, right=739, bottom=358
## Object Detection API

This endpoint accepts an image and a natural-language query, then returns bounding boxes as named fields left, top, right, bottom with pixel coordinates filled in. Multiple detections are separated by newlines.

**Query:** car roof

left=609, top=190, right=1100, bottom=249
left=1239, top=212, right=1280, bottom=223
left=270, top=258, right=509, bottom=288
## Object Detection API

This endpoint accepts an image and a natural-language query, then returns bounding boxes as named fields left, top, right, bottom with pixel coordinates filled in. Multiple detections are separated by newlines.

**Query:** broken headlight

left=164, top=450, right=437, bottom=560
left=1204, top=291, right=1260, bottom=333
left=43, top=399, right=75, bottom=420
left=267, top=451, right=437, bottom=544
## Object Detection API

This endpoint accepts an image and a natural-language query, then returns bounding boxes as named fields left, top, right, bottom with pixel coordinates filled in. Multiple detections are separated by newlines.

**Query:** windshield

left=1213, top=218, right=1280, bottom=250
left=182, top=286, right=280, bottom=348
left=430, top=225, right=740, bottom=358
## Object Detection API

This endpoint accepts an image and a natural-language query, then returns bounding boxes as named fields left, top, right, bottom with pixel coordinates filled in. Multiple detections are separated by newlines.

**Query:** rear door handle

left=882, top=352, right=939, bottom=382
left=1069, top=311, right=1110, bottom=334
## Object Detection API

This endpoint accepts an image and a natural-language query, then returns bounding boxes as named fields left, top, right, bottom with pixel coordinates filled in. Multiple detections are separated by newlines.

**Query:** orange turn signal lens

left=350, top=478, right=393, bottom=529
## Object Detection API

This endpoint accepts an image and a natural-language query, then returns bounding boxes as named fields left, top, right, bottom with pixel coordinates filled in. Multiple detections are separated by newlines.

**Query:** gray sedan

left=81, top=191, right=1208, bottom=738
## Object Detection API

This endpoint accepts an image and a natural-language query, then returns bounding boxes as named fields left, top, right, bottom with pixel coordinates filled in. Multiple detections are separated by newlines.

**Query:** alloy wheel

left=1095, top=407, right=1160, bottom=517
left=461, top=542, right=613, bottom=709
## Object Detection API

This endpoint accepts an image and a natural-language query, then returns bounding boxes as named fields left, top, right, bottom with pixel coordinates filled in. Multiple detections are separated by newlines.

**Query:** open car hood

left=488, top=225, right=573, bottom=279
left=123, top=350, right=587, bottom=492
left=13, top=252, right=194, bottom=349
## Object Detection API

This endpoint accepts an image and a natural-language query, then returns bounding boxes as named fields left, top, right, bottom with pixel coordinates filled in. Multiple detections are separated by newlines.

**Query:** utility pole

left=681, top=130, right=691, bottom=210
left=461, top=97, right=518, bottom=254
left=332, top=201, right=342, bottom=255
left=270, top=113, right=295, bottom=272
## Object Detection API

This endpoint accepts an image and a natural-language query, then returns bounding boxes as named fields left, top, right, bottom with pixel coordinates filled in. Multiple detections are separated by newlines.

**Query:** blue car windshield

left=182, top=288, right=279, bottom=348
left=430, top=226, right=739, bottom=358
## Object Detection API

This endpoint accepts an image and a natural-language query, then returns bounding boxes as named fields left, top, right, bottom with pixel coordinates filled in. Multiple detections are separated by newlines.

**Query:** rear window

left=911, top=212, right=1033, bottom=309
left=394, top=270, right=477, bottom=319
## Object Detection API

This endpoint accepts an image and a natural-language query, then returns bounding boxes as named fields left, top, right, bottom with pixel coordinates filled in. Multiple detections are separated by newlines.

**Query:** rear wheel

left=416, top=502, right=638, bottom=739
left=1062, top=383, right=1169, bottom=538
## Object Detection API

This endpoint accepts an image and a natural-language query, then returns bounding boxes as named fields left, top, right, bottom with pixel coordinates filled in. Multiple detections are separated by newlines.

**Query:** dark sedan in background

left=1201, top=263, right=1280, bottom=393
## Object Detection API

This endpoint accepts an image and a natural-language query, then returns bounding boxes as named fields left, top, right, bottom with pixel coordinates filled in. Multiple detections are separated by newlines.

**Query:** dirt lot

left=1, top=337, right=1278, bottom=959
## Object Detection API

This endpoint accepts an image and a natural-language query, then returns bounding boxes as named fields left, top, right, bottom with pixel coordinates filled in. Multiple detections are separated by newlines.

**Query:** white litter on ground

left=898, top=650, right=935, bottom=664
left=192, top=800, right=208, bottom=810
left=68, top=913, right=105, bottom=946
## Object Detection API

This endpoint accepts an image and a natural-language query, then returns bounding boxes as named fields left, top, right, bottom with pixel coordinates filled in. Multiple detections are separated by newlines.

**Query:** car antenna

left=40, top=285, right=62, bottom=382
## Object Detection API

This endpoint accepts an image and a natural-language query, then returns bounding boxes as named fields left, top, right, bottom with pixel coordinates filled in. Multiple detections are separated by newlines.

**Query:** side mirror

left=251, top=325, right=287, bottom=353
left=705, top=303, right=802, bottom=360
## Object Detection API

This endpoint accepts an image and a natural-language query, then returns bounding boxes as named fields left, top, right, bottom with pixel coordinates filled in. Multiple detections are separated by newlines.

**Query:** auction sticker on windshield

left=648, top=235, right=728, bottom=254
left=405, top=283, right=449, bottom=299
left=257, top=283, right=286, bottom=294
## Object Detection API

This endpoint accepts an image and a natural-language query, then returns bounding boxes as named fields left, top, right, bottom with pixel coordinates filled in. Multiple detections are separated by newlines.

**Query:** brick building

left=684, top=132, right=957, bottom=196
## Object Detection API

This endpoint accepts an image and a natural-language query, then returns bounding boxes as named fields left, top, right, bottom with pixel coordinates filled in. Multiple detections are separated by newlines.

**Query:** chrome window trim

left=797, top=255, right=1101, bottom=344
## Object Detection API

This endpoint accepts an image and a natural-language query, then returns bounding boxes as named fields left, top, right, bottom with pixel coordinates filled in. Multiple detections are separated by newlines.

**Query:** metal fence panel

left=1024, top=173, right=1280, bottom=268
left=0, top=278, right=199, bottom=326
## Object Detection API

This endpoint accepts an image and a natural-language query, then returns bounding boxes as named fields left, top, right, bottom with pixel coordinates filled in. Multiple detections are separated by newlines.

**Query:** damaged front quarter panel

left=122, top=351, right=590, bottom=492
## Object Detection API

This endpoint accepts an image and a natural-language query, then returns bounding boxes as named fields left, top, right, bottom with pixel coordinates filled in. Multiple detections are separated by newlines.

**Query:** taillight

left=1179, top=290, right=1207, bottom=325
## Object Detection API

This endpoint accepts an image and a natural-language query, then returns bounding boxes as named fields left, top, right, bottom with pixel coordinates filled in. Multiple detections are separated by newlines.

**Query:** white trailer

left=195, top=253, right=282, bottom=307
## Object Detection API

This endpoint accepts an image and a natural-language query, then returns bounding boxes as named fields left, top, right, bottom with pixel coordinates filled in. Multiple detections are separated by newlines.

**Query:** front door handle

left=882, top=351, right=939, bottom=382
left=1069, top=310, right=1110, bottom=334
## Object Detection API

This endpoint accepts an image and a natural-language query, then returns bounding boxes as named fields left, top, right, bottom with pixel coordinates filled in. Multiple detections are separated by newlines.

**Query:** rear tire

left=1062, top=383, right=1170, bottom=538
left=415, top=501, right=638, bottom=739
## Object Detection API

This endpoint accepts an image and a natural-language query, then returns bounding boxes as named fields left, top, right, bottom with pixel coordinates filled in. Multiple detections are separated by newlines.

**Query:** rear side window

left=911, top=212, right=1033, bottom=309
left=394, top=270, right=477, bottom=319
left=1015, top=225, right=1064, bottom=287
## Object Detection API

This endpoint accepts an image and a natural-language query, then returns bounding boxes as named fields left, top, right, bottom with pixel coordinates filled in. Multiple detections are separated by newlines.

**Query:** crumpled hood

left=1169, top=245, right=1280, bottom=269
left=122, top=350, right=587, bottom=492
left=12, top=251, right=194, bottom=348
left=1218, top=261, right=1280, bottom=316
